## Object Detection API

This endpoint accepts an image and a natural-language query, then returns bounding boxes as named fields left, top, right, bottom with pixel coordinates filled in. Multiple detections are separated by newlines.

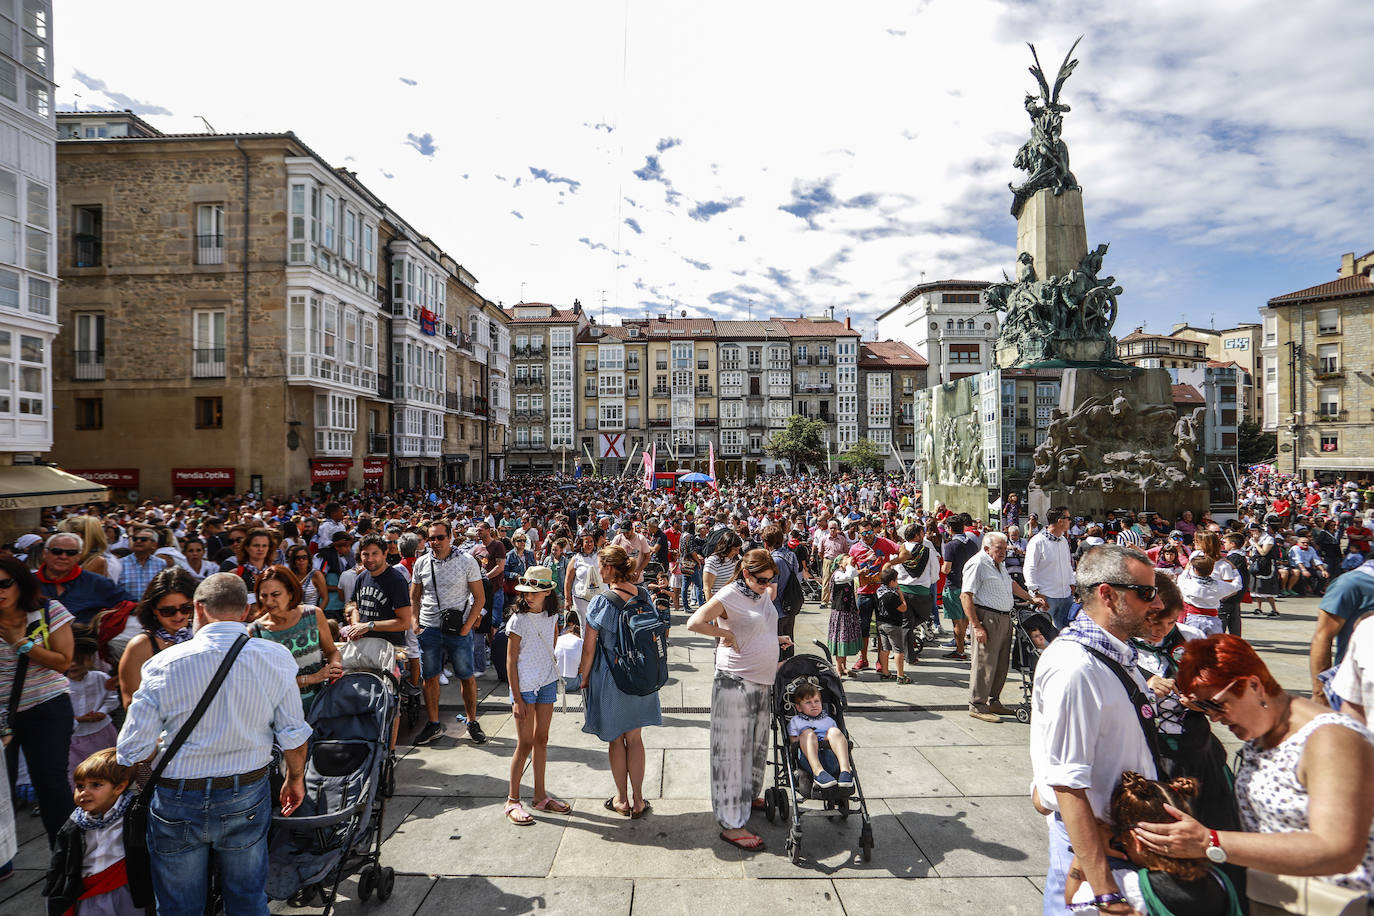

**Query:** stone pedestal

left=1016, top=188, right=1088, bottom=280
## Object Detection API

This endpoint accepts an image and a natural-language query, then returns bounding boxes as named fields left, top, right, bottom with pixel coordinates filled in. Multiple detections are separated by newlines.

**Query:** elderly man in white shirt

left=963, top=531, right=1045, bottom=723
left=1025, top=505, right=1077, bottom=629
left=1030, top=544, right=1162, bottom=916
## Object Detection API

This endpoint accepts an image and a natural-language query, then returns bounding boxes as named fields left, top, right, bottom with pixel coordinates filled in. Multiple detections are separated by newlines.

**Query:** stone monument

left=983, top=38, right=1210, bottom=521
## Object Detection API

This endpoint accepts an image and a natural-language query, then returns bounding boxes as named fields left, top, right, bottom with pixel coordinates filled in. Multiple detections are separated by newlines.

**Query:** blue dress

left=581, top=590, right=663, bottom=741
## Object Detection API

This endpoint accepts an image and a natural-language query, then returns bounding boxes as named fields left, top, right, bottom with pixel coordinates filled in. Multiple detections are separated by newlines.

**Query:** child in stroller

left=1009, top=604, right=1057, bottom=723
left=786, top=678, right=854, bottom=794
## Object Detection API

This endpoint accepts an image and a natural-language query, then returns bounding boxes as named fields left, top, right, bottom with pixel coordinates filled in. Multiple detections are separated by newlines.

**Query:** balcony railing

left=697, top=359, right=709, bottom=369
left=698, top=417, right=717, bottom=426
left=794, top=382, right=835, bottom=394
left=815, top=355, right=833, bottom=366
left=648, top=418, right=671, bottom=427
left=626, top=360, right=639, bottom=372
left=195, top=234, right=224, bottom=265
left=192, top=348, right=225, bottom=378
left=1316, top=409, right=1348, bottom=422
left=794, top=354, right=813, bottom=366
left=695, top=386, right=713, bottom=397
left=747, top=446, right=764, bottom=456
left=1315, top=368, right=1344, bottom=380
left=73, top=350, right=104, bottom=381
left=652, top=386, right=670, bottom=397
left=446, top=391, right=460, bottom=411
left=368, top=433, right=389, bottom=454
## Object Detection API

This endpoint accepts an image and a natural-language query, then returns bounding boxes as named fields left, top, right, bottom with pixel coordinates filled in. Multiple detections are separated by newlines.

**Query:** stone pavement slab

left=834, top=875, right=1046, bottom=914
left=887, top=796, right=1048, bottom=878
left=548, top=798, right=746, bottom=879
left=630, top=877, right=847, bottom=914
left=385, top=795, right=573, bottom=877
left=417, top=876, right=633, bottom=916
left=918, top=745, right=1035, bottom=796
left=267, top=873, right=435, bottom=915
left=745, top=798, right=934, bottom=879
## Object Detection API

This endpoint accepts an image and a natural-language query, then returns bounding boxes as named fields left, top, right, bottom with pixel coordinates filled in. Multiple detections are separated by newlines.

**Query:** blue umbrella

left=679, top=472, right=713, bottom=483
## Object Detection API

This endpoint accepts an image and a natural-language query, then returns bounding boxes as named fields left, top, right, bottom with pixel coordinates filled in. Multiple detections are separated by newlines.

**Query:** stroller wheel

left=376, top=866, right=396, bottom=902
left=763, top=787, right=777, bottom=823
left=777, top=789, right=789, bottom=821
left=786, top=837, right=801, bottom=865
left=358, top=864, right=377, bottom=902
left=839, top=798, right=850, bottom=820
left=1015, top=705, right=1031, bottom=724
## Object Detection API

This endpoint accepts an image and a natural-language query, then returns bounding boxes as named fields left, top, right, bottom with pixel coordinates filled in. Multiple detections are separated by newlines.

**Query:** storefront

left=65, top=468, right=140, bottom=502
left=363, top=458, right=386, bottom=488
left=310, top=459, right=353, bottom=493
left=443, top=453, right=470, bottom=484
left=171, top=467, right=236, bottom=496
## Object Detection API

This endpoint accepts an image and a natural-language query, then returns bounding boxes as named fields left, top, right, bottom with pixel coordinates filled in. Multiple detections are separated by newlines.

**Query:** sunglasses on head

left=47, top=547, right=80, bottom=556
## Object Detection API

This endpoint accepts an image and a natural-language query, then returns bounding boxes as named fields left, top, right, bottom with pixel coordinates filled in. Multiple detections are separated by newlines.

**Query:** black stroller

left=762, top=642, right=875, bottom=865
left=1010, top=604, right=1059, bottom=723
left=266, top=654, right=400, bottom=914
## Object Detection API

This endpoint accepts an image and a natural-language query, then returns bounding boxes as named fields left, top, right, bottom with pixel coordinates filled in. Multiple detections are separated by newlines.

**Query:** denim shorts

left=419, top=625, right=474, bottom=681
left=795, top=743, right=840, bottom=779
left=519, top=680, right=558, bottom=704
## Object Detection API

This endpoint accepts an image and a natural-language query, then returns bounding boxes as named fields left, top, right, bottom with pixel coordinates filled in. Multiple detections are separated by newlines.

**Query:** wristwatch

left=14, top=637, right=35, bottom=655
left=1206, top=829, right=1228, bottom=864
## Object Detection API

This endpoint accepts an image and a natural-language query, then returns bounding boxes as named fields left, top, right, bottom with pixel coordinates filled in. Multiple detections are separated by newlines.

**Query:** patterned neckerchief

left=156, top=626, right=194, bottom=645
left=1057, top=613, right=1137, bottom=668
left=70, top=787, right=134, bottom=831
left=733, top=578, right=764, bottom=601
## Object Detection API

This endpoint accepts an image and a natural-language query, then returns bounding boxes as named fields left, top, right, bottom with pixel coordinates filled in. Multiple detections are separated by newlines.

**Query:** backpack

left=597, top=586, right=671, bottom=697
left=772, top=549, right=803, bottom=618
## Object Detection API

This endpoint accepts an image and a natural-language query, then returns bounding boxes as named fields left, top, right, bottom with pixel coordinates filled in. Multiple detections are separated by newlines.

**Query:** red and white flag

left=708, top=441, right=719, bottom=491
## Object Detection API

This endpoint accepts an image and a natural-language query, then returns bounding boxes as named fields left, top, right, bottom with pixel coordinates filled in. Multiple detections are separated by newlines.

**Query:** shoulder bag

left=123, top=633, right=249, bottom=908
left=1246, top=870, right=1368, bottom=916
left=428, top=555, right=470, bottom=636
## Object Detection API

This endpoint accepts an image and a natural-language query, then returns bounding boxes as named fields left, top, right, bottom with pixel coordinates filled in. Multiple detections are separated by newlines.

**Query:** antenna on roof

left=520, top=281, right=526, bottom=302
left=747, top=299, right=753, bottom=320
left=920, top=270, right=926, bottom=284
left=600, top=290, right=606, bottom=323
left=1209, top=312, right=1216, bottom=329
left=194, top=115, right=216, bottom=134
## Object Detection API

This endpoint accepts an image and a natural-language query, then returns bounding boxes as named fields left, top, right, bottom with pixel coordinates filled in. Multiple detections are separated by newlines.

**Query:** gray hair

left=982, top=530, right=1008, bottom=549
left=194, top=572, right=248, bottom=619
left=398, top=532, right=420, bottom=559
left=1006, top=525, right=1021, bottom=538
left=1075, top=544, right=1150, bottom=606
left=46, top=531, right=83, bottom=552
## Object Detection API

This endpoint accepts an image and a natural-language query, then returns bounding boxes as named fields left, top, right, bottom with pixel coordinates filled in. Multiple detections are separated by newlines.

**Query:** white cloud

left=52, top=0, right=1374, bottom=335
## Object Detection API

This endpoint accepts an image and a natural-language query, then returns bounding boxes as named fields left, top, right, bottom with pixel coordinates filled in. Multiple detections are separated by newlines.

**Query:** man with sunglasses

left=848, top=517, right=900, bottom=676
left=35, top=532, right=131, bottom=625
left=122, top=526, right=175, bottom=600
left=1030, top=544, right=1163, bottom=916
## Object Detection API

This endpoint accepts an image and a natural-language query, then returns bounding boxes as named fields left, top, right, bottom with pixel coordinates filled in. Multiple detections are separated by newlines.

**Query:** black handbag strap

left=144, top=632, right=250, bottom=785
left=1082, top=644, right=1164, bottom=772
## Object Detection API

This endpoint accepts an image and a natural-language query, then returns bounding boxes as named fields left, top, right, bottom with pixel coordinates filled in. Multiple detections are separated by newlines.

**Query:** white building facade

left=876, top=280, right=995, bottom=384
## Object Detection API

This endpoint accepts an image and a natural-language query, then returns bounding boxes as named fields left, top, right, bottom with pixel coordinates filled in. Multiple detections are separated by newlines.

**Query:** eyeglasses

left=1090, top=582, right=1160, bottom=602
left=1187, top=677, right=1245, bottom=715
left=46, top=547, right=80, bottom=557
left=155, top=602, right=194, bottom=618
left=131, top=536, right=157, bottom=543
left=0, top=577, right=15, bottom=589
left=229, top=537, right=245, bottom=544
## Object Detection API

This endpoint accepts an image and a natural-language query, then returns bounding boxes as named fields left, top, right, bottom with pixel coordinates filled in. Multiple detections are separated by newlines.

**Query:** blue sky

left=55, top=0, right=1374, bottom=340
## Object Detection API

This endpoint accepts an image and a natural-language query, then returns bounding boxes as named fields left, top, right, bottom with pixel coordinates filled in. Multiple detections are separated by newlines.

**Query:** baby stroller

left=266, top=638, right=400, bottom=914
left=762, top=642, right=875, bottom=865
left=1010, top=604, right=1058, bottom=724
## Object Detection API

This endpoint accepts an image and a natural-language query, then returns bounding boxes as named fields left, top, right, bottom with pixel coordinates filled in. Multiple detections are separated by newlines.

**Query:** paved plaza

left=2, top=596, right=1321, bottom=915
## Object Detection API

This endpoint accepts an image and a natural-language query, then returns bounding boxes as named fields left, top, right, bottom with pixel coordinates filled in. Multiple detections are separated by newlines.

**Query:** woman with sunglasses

left=250, top=566, right=342, bottom=715
left=117, top=567, right=200, bottom=707
left=1135, top=633, right=1374, bottom=903
left=687, top=549, right=792, bottom=852
left=287, top=547, right=328, bottom=611
left=0, top=556, right=77, bottom=846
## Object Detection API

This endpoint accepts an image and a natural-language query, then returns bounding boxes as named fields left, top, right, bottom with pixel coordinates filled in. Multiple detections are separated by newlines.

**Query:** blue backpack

left=598, top=586, right=671, bottom=696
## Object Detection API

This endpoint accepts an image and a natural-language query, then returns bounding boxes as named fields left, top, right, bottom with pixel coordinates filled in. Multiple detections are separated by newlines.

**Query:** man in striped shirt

left=118, top=573, right=310, bottom=915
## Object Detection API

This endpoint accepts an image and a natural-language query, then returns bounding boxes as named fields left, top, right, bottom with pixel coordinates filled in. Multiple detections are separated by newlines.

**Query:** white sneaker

left=438, top=673, right=450, bottom=685
left=443, top=666, right=454, bottom=679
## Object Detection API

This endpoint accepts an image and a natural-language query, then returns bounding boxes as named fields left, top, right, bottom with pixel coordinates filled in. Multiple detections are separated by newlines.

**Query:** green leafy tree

left=764, top=415, right=827, bottom=473
left=838, top=437, right=887, bottom=473
left=1237, top=420, right=1277, bottom=468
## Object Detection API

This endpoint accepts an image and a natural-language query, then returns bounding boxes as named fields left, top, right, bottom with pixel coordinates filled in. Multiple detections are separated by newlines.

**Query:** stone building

left=620, top=316, right=717, bottom=466
left=998, top=368, right=1063, bottom=504
left=1262, top=248, right=1374, bottom=480
left=506, top=301, right=586, bottom=474
left=1166, top=322, right=1260, bottom=425
left=779, top=316, right=861, bottom=454
left=876, top=279, right=994, bottom=385
left=51, top=114, right=508, bottom=498
left=858, top=340, right=927, bottom=472
left=713, top=319, right=789, bottom=470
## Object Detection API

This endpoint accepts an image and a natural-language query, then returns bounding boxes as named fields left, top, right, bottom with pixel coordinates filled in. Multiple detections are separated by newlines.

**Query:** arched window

left=946, top=319, right=953, bottom=329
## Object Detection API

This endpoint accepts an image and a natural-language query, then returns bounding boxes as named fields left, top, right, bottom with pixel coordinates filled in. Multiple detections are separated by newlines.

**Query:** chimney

left=845, top=315, right=852, bottom=330
left=658, top=314, right=667, bottom=322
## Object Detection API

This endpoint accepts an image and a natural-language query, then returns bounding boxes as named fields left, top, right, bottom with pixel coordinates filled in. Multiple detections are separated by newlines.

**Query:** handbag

left=1246, top=869, right=1370, bottom=916
left=124, top=633, right=249, bottom=908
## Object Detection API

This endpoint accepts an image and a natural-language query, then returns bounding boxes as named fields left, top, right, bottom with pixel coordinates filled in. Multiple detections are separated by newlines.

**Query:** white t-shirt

left=1333, top=613, right=1374, bottom=712
left=506, top=611, right=559, bottom=690
left=554, top=632, right=583, bottom=677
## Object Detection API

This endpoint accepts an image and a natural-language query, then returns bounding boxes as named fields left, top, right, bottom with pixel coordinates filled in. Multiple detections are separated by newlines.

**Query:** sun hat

left=515, top=566, right=556, bottom=592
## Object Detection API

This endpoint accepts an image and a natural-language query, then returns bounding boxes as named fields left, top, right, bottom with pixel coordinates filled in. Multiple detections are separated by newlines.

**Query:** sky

left=53, top=0, right=1374, bottom=341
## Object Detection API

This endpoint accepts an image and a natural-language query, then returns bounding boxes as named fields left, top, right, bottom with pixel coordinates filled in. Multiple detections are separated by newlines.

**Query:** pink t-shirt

left=713, top=583, right=779, bottom=685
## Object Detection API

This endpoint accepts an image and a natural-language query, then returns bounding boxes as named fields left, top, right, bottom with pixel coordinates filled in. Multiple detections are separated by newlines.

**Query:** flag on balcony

left=708, top=441, right=718, bottom=491
left=419, top=308, right=438, bottom=335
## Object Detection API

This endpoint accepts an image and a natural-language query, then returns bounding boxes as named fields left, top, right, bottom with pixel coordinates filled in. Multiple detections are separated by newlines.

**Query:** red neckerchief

left=36, top=565, right=82, bottom=585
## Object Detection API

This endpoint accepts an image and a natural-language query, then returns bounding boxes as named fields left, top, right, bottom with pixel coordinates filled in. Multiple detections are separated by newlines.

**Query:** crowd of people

left=0, top=465, right=1369, bottom=914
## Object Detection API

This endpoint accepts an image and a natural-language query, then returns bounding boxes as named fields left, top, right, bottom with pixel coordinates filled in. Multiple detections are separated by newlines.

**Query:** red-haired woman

left=1134, top=633, right=1374, bottom=898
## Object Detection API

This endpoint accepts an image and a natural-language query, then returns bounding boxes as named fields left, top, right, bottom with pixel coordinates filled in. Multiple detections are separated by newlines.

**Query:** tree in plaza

left=1237, top=420, right=1277, bottom=468
left=838, top=437, right=886, bottom=473
left=765, top=415, right=828, bottom=473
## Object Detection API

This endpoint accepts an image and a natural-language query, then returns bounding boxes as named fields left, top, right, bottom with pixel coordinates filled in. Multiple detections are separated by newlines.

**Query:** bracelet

left=1093, top=893, right=1126, bottom=910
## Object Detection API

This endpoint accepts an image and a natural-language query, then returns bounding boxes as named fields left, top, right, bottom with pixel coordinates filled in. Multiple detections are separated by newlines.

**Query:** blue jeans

left=519, top=680, right=558, bottom=704
left=148, top=774, right=271, bottom=916
left=680, top=567, right=703, bottom=607
left=419, top=625, right=474, bottom=680
left=1046, top=595, right=1076, bottom=630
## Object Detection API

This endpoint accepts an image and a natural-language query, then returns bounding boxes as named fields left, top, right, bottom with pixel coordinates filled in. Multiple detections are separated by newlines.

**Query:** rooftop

left=859, top=340, right=928, bottom=368
left=1267, top=273, right=1374, bottom=307
left=777, top=316, right=859, bottom=338
left=881, top=278, right=991, bottom=318
left=1171, top=383, right=1204, bottom=405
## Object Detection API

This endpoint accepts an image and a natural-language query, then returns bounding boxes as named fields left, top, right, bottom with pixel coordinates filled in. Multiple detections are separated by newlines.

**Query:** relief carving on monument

left=1031, top=391, right=1207, bottom=494
left=938, top=415, right=985, bottom=488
